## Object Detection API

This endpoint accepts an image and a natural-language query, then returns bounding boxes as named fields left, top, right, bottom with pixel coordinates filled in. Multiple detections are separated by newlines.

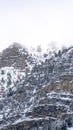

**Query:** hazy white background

left=0, top=0, right=73, bottom=51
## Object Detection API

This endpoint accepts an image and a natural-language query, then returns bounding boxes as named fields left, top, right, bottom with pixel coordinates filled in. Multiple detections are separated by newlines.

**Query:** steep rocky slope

left=0, top=44, right=73, bottom=130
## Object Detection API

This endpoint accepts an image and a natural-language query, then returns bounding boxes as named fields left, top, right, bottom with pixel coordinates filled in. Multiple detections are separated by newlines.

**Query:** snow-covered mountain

left=0, top=43, right=73, bottom=130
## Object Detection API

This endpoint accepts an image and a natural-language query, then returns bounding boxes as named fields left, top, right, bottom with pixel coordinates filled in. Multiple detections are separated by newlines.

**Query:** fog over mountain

left=0, top=0, right=73, bottom=129
left=0, top=0, right=73, bottom=51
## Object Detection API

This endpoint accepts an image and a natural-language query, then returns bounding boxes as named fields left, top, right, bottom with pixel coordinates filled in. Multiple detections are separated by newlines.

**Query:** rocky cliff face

left=0, top=44, right=73, bottom=130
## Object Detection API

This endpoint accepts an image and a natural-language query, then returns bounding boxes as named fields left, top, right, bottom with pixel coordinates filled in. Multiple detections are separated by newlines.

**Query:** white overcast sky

left=0, top=0, right=73, bottom=51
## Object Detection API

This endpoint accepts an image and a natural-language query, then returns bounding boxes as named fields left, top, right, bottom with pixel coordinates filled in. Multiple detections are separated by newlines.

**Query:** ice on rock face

left=68, top=127, right=73, bottom=130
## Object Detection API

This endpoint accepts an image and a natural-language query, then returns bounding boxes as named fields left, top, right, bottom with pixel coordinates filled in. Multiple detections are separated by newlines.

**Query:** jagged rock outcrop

left=0, top=43, right=73, bottom=129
